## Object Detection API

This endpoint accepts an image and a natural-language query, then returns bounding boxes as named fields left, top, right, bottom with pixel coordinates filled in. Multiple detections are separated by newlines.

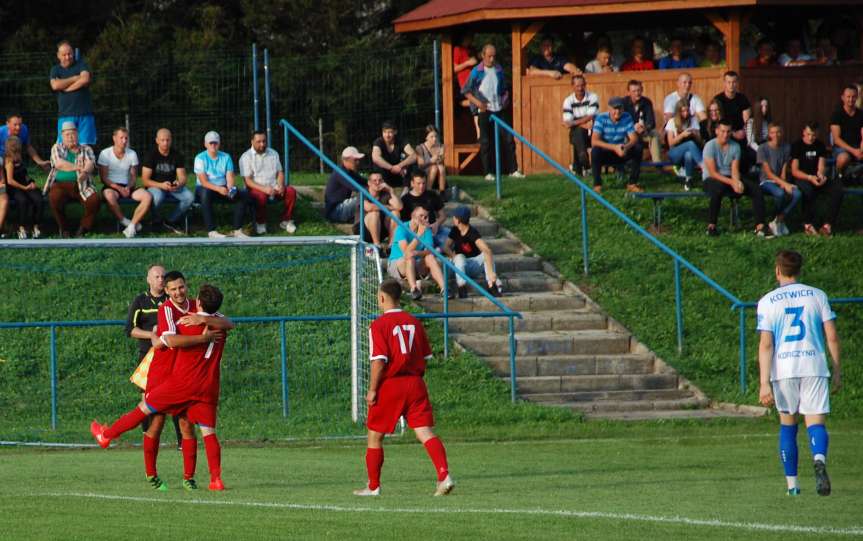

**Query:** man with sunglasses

left=193, top=131, right=250, bottom=238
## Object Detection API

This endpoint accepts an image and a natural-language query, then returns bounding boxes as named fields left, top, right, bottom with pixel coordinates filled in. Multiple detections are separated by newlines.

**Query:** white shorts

left=772, top=377, right=830, bottom=415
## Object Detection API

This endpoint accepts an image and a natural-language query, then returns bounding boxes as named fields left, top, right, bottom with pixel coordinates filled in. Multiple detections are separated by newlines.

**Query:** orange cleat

left=208, top=478, right=225, bottom=491
left=90, top=421, right=111, bottom=449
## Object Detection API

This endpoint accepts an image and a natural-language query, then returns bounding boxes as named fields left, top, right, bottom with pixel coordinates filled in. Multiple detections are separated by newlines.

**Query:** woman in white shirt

left=665, top=101, right=703, bottom=189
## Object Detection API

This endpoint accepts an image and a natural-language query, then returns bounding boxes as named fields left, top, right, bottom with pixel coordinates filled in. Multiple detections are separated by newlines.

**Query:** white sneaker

left=768, top=219, right=781, bottom=237
left=434, top=475, right=455, bottom=496
left=280, top=220, right=297, bottom=234
left=509, top=171, right=526, bottom=178
left=32, top=226, right=41, bottom=239
left=484, top=174, right=494, bottom=181
left=122, top=223, right=137, bottom=238
left=17, top=228, right=28, bottom=240
left=779, top=221, right=790, bottom=236
left=120, top=217, right=132, bottom=227
left=255, top=223, right=267, bottom=235
left=208, top=230, right=226, bottom=239
left=233, top=229, right=249, bottom=238
left=353, top=485, right=381, bottom=497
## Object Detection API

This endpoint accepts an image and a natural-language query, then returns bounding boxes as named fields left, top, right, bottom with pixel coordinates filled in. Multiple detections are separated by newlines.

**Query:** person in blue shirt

left=49, top=41, right=97, bottom=146
left=387, top=205, right=447, bottom=301
left=657, top=37, right=697, bottom=70
left=590, top=97, right=643, bottom=193
left=0, top=113, right=50, bottom=171
left=193, top=131, right=250, bottom=238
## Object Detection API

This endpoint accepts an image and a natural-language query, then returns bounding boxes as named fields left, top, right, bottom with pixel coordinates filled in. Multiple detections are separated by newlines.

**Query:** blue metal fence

left=491, top=114, right=862, bottom=393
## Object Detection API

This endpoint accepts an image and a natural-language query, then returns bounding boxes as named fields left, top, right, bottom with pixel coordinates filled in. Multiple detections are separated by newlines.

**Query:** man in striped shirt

left=561, top=75, right=599, bottom=177
left=590, top=97, right=643, bottom=193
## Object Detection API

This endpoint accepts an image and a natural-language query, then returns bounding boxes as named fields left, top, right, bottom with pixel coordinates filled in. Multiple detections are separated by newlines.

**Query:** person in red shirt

left=354, top=278, right=454, bottom=497
left=621, top=37, right=655, bottom=71
left=453, top=33, right=480, bottom=140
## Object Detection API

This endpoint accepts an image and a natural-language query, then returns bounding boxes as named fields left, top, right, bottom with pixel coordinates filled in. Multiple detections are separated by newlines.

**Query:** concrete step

left=455, top=330, right=631, bottom=356
left=419, top=291, right=586, bottom=313
left=501, top=271, right=563, bottom=292
left=584, top=408, right=761, bottom=421
left=484, top=238, right=523, bottom=255
left=448, top=310, right=606, bottom=334
left=523, top=388, right=699, bottom=407
left=493, top=254, right=543, bottom=273
left=504, top=374, right=678, bottom=394
left=444, top=202, right=478, bottom=216
left=444, top=217, right=499, bottom=237
left=562, top=396, right=710, bottom=413
left=485, top=353, right=655, bottom=377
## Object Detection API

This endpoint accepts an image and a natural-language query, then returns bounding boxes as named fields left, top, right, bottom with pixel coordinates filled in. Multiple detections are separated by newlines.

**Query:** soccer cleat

left=353, top=485, right=381, bottom=497
left=183, top=478, right=199, bottom=491
left=787, top=487, right=801, bottom=496
left=89, top=421, right=111, bottom=449
left=814, top=460, right=831, bottom=496
left=147, top=475, right=168, bottom=492
left=433, top=475, right=455, bottom=496
left=209, top=478, right=226, bottom=491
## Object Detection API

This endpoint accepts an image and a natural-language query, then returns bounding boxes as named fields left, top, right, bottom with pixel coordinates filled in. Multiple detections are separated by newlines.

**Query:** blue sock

left=779, top=424, right=798, bottom=477
left=807, top=424, right=828, bottom=463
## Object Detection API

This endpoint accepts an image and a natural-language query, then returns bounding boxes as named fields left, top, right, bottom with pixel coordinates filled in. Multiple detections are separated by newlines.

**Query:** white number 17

left=392, top=324, right=416, bottom=354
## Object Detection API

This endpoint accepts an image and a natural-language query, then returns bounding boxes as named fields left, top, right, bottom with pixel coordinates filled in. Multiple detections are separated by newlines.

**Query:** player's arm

left=64, top=70, right=91, bottom=92
left=162, top=328, right=224, bottom=348
left=178, top=313, right=235, bottom=330
left=366, top=359, right=386, bottom=407
left=758, top=330, right=774, bottom=407
left=824, top=319, right=841, bottom=393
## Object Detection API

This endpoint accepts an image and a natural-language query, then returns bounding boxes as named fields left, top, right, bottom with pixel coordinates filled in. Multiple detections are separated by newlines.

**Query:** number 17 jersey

left=756, top=282, right=836, bottom=381
left=369, top=309, right=433, bottom=379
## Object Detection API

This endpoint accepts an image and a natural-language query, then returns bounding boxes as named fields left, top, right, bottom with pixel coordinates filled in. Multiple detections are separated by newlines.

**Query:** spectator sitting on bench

left=43, top=121, right=100, bottom=238
left=526, top=37, right=580, bottom=80
left=790, top=122, right=843, bottom=237
left=621, top=36, right=654, bottom=71
left=657, top=36, right=696, bottom=70
left=746, top=97, right=771, bottom=155
left=0, top=112, right=50, bottom=171
left=590, top=96, right=643, bottom=194
left=141, top=128, right=194, bottom=235
left=701, top=99, right=723, bottom=144
left=4, top=136, right=44, bottom=239
left=354, top=172, right=402, bottom=252
left=698, top=40, right=726, bottom=68
left=757, top=123, right=800, bottom=237
left=702, top=120, right=768, bottom=237
left=401, top=169, right=448, bottom=248
left=194, top=130, right=249, bottom=238
left=371, top=121, right=416, bottom=189
left=240, top=130, right=297, bottom=235
left=387, top=205, right=447, bottom=302
left=415, top=125, right=447, bottom=195
left=713, top=71, right=753, bottom=172
left=829, top=85, right=863, bottom=182
left=444, top=205, right=502, bottom=299
left=663, top=73, right=706, bottom=123
left=98, top=127, right=152, bottom=238
left=324, top=146, right=366, bottom=224
left=623, top=79, right=660, bottom=163
left=562, top=74, right=599, bottom=177
left=778, top=38, right=816, bottom=66
left=584, top=45, right=618, bottom=74
left=665, top=101, right=703, bottom=191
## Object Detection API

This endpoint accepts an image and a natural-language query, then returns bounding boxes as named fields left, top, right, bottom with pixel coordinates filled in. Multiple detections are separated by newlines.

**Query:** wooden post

left=726, top=10, right=742, bottom=73
left=440, top=34, right=456, bottom=173
left=511, top=23, right=524, bottom=173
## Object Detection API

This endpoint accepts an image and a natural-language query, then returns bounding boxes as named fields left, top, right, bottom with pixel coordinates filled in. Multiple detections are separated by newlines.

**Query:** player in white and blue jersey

left=756, top=250, right=841, bottom=496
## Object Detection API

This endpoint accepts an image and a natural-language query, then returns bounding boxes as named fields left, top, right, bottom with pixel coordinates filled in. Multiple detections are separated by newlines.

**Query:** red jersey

left=147, top=298, right=197, bottom=391
left=172, top=311, right=227, bottom=404
left=621, top=59, right=655, bottom=71
left=369, top=309, right=432, bottom=379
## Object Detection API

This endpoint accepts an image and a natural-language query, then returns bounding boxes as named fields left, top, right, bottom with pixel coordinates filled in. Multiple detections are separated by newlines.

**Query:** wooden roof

left=394, top=0, right=856, bottom=32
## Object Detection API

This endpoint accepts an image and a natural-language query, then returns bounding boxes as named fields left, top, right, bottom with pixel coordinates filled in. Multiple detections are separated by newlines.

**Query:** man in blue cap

left=590, top=96, right=643, bottom=193
left=444, top=205, right=502, bottom=298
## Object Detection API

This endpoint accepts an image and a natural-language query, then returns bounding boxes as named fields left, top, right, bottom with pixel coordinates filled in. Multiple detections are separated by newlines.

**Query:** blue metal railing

left=491, top=114, right=861, bottom=393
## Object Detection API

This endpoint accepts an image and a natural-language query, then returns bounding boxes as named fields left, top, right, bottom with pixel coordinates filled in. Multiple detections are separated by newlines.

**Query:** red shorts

left=145, top=356, right=174, bottom=392
left=185, top=401, right=218, bottom=428
left=366, top=375, right=434, bottom=434
left=144, top=379, right=194, bottom=417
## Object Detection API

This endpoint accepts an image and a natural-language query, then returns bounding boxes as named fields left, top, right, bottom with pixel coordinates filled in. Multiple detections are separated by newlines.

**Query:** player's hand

left=178, top=314, right=207, bottom=326
left=831, top=372, right=842, bottom=394
left=365, top=390, right=377, bottom=407
left=203, top=328, right=225, bottom=343
left=151, top=335, right=164, bottom=349
left=758, top=383, right=774, bottom=407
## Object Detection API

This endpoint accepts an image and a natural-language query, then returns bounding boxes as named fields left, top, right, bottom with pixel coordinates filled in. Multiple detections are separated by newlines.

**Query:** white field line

left=32, top=492, right=863, bottom=537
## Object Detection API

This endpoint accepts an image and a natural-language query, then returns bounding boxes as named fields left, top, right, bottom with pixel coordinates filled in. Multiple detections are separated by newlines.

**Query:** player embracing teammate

left=757, top=250, right=841, bottom=496
left=91, top=272, right=234, bottom=492
left=354, top=278, right=454, bottom=497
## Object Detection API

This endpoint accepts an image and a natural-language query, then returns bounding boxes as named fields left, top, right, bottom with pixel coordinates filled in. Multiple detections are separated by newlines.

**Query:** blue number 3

left=784, top=306, right=806, bottom=342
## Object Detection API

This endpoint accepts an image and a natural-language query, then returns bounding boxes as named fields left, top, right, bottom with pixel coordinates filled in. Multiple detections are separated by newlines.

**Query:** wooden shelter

left=395, top=1, right=863, bottom=174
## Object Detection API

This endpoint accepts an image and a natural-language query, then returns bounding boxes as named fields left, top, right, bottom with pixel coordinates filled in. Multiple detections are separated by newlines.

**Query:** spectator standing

left=829, top=85, right=863, bottom=181
left=453, top=33, right=480, bottom=140
left=815, top=37, right=838, bottom=66
left=43, top=122, right=100, bottom=237
left=746, top=39, right=776, bottom=68
left=324, top=146, right=366, bottom=223
left=193, top=131, right=249, bottom=238
left=757, top=124, right=800, bottom=236
left=663, top=73, right=706, bottom=122
left=699, top=41, right=726, bottom=68
left=621, top=37, right=655, bottom=71
left=49, top=41, right=96, bottom=145
left=562, top=74, right=599, bottom=177
left=371, top=122, right=416, bottom=189
left=388, top=205, right=447, bottom=301
left=746, top=97, right=771, bottom=153
left=141, top=128, right=194, bottom=234
left=354, top=172, right=402, bottom=251
left=463, top=44, right=523, bottom=180
left=665, top=101, right=703, bottom=190
left=790, top=122, right=843, bottom=236
left=4, top=136, right=44, bottom=239
left=584, top=45, right=618, bottom=74
left=778, top=38, right=816, bottom=66
left=527, top=38, right=579, bottom=79
left=401, top=170, right=448, bottom=248
left=713, top=71, right=753, bottom=170
left=0, top=113, right=50, bottom=171
left=239, top=130, right=297, bottom=235
left=590, top=97, right=643, bottom=193
left=702, top=120, right=768, bottom=237
left=658, top=37, right=696, bottom=70
left=444, top=205, right=502, bottom=299
left=98, top=127, right=152, bottom=238
left=415, top=125, right=447, bottom=195
left=0, top=161, right=6, bottom=237
left=701, top=99, right=723, bottom=143
left=623, top=80, right=661, bottom=163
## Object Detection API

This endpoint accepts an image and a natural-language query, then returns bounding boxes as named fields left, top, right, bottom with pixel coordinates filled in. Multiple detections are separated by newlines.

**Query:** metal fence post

left=264, top=48, right=272, bottom=144
left=280, top=320, right=289, bottom=417
left=508, top=315, right=517, bottom=403
left=49, top=325, right=58, bottom=430
left=283, top=125, right=290, bottom=187
left=252, top=43, right=259, bottom=131
left=443, top=264, right=449, bottom=359
left=433, top=39, right=441, bottom=133
left=318, top=118, right=324, bottom=174
left=494, top=119, right=501, bottom=200
left=359, top=193, right=365, bottom=244
left=674, top=259, right=684, bottom=353
left=738, top=307, right=747, bottom=394
left=580, top=187, right=590, bottom=275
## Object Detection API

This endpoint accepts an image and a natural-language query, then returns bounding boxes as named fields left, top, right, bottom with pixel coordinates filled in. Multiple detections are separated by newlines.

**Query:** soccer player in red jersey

left=354, top=278, right=454, bottom=497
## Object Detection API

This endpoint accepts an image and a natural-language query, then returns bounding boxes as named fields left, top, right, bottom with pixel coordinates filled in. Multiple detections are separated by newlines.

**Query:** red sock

left=365, top=447, right=384, bottom=490
left=104, top=407, right=148, bottom=440
left=203, top=434, right=222, bottom=481
left=143, top=435, right=159, bottom=477
left=423, top=437, right=449, bottom=481
left=182, top=438, right=197, bottom=480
